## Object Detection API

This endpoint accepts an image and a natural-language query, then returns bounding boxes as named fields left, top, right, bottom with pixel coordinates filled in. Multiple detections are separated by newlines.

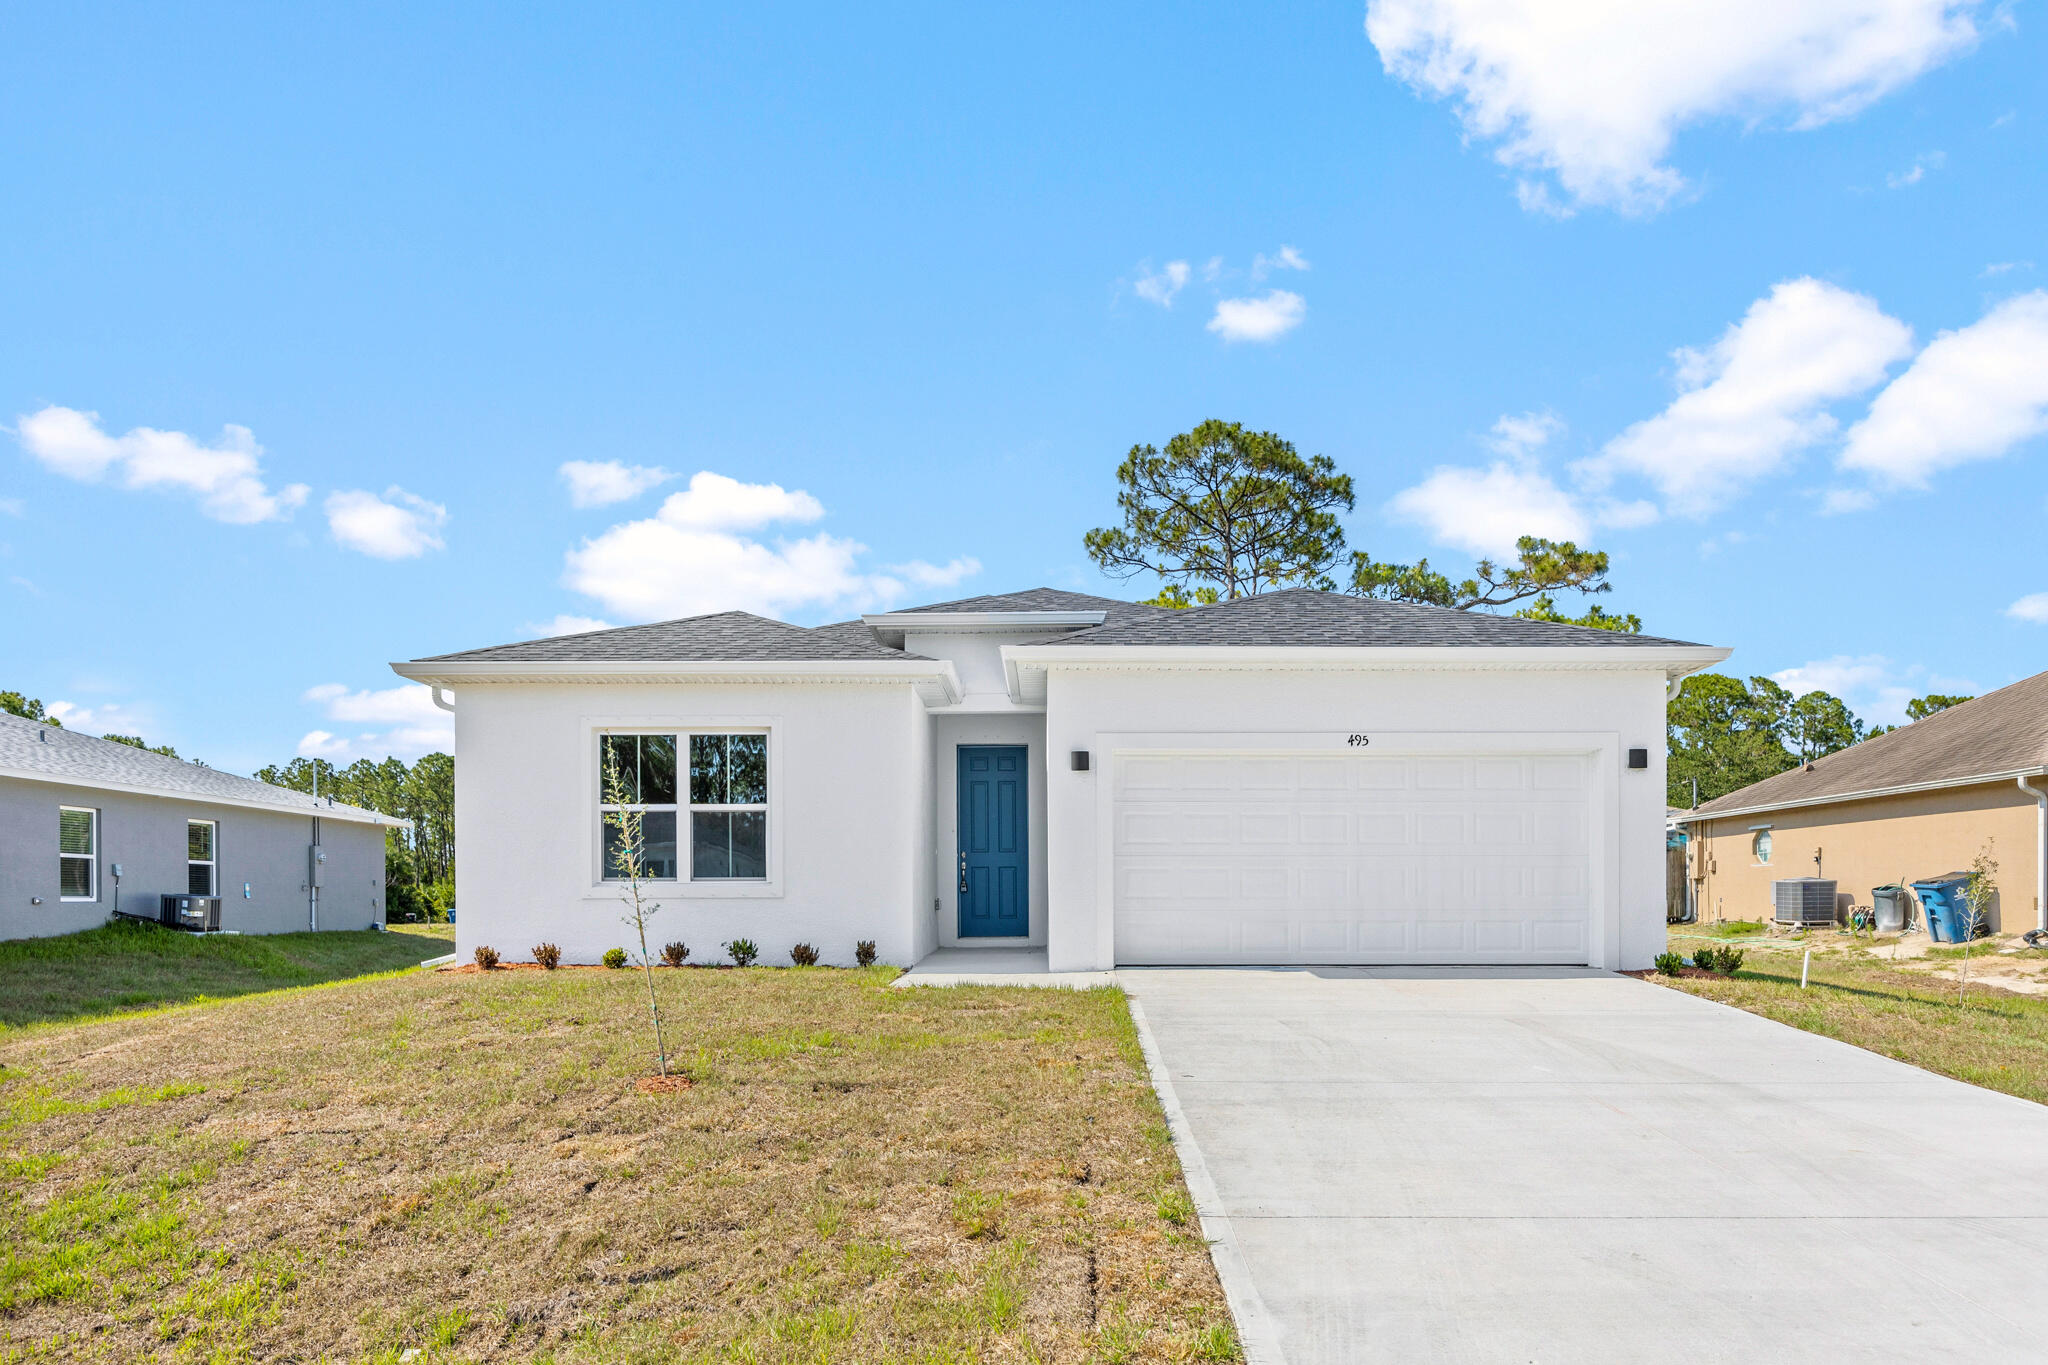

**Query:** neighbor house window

left=1752, top=829, right=1773, bottom=865
left=599, top=734, right=679, bottom=880
left=60, top=807, right=97, bottom=901
left=690, top=734, right=768, bottom=879
left=188, top=820, right=217, bottom=896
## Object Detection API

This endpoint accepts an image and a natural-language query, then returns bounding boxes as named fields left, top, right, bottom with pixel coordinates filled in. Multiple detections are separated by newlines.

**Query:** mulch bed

left=1622, top=967, right=1731, bottom=981
left=633, top=1073, right=694, bottom=1094
left=440, top=962, right=739, bottom=974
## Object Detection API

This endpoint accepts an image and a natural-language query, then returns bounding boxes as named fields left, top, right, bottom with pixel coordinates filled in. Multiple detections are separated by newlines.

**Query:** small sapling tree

left=1958, top=841, right=1999, bottom=1006
left=602, top=747, right=672, bottom=1076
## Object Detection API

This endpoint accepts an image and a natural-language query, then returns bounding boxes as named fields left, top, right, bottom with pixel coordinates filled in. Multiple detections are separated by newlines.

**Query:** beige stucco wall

left=1687, top=782, right=2044, bottom=932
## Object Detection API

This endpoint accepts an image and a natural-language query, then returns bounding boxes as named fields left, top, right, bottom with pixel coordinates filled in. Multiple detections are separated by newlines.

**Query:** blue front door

left=957, top=745, right=1028, bottom=937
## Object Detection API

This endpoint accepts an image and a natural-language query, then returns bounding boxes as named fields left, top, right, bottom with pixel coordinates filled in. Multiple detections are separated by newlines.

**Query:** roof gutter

left=1002, top=643, right=1729, bottom=706
left=391, top=657, right=964, bottom=707
left=1677, top=765, right=2048, bottom=827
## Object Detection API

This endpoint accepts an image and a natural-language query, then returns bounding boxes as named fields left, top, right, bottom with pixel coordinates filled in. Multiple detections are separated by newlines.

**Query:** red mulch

left=634, top=1074, right=694, bottom=1095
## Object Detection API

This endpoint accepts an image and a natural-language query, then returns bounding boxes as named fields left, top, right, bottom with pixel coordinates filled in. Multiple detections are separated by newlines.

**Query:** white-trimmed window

left=599, top=734, right=680, bottom=880
left=597, top=731, right=768, bottom=882
left=1751, top=828, right=1773, bottom=865
left=688, top=734, right=768, bottom=880
left=188, top=820, right=217, bottom=896
left=60, top=806, right=97, bottom=901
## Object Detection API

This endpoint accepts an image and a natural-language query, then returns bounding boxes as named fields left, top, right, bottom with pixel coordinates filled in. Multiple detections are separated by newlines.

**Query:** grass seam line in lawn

left=1126, top=993, right=1284, bottom=1365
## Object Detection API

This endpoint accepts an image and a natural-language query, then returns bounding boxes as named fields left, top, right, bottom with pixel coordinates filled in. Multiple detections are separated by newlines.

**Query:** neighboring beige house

left=1676, top=671, right=2048, bottom=934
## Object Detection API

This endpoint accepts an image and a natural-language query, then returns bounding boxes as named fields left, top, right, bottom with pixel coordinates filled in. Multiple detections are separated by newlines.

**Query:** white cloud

left=527, top=614, right=617, bottom=637
left=1885, top=150, right=1945, bottom=187
left=1207, top=290, right=1307, bottom=343
left=1251, top=245, right=1311, bottom=279
left=325, top=487, right=448, bottom=559
left=2007, top=593, right=2048, bottom=624
left=45, top=698, right=157, bottom=737
left=1133, top=260, right=1192, bottom=306
left=1389, top=461, right=1590, bottom=557
left=659, top=470, right=824, bottom=531
left=297, top=681, right=452, bottom=762
left=1487, top=410, right=1565, bottom=458
left=1590, top=278, right=1913, bottom=516
left=1819, top=487, right=1878, bottom=514
left=563, top=471, right=977, bottom=622
left=1770, top=654, right=1917, bottom=726
left=1201, top=256, right=1224, bottom=282
left=882, top=557, right=983, bottom=589
left=0, top=497, right=22, bottom=517
left=1365, top=0, right=1983, bottom=214
left=1837, top=290, right=2048, bottom=487
left=15, top=405, right=308, bottom=524
left=559, top=459, right=672, bottom=508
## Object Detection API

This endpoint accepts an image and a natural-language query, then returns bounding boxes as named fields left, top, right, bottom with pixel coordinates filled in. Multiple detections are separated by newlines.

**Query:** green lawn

left=0, top=963, right=1233, bottom=1363
left=1657, top=931, right=2048, bottom=1105
left=0, top=920, right=452, bottom=1031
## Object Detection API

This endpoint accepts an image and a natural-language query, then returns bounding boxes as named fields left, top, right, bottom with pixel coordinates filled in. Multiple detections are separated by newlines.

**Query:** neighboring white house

left=392, top=588, right=1727, bottom=971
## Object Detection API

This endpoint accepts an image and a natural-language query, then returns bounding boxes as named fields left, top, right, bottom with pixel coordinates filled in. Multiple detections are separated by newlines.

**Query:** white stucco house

left=392, top=588, right=1727, bottom=972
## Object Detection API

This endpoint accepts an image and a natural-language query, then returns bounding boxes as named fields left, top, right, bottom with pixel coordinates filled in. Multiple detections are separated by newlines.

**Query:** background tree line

left=1080, top=418, right=1973, bottom=810
left=255, top=754, right=456, bottom=920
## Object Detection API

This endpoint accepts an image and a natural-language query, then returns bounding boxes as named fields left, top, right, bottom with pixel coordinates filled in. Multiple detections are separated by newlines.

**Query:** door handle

left=958, top=852, right=968, bottom=894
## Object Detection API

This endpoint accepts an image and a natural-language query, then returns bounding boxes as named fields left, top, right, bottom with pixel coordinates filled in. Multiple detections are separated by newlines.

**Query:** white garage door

left=1112, top=750, right=1593, bottom=965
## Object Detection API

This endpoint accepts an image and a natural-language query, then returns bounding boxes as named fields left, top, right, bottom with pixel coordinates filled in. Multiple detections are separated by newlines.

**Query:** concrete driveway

left=1122, top=967, right=2048, bottom=1364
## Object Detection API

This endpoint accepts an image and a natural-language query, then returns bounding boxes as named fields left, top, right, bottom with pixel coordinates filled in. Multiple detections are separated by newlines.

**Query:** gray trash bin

left=1872, top=884, right=1910, bottom=934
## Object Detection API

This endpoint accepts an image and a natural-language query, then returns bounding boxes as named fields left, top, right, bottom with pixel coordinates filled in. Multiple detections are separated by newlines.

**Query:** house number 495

left=1346, top=734, right=1371, bottom=747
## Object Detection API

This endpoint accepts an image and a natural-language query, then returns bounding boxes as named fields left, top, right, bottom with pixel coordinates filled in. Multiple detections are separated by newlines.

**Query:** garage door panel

left=1114, top=750, right=1594, bottom=965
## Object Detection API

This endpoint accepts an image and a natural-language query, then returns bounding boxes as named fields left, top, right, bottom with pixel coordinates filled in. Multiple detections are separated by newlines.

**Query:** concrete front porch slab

left=893, top=946, right=1117, bottom=989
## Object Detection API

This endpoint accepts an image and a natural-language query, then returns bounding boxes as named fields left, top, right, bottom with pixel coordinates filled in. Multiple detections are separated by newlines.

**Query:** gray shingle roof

left=1022, top=588, right=1709, bottom=649
left=1689, top=669, right=2048, bottom=816
left=422, top=611, right=928, bottom=663
left=895, top=588, right=1170, bottom=627
left=0, top=713, right=395, bottom=825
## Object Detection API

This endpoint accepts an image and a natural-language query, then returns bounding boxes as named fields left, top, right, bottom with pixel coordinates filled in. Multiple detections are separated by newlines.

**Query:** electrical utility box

left=310, top=846, right=327, bottom=888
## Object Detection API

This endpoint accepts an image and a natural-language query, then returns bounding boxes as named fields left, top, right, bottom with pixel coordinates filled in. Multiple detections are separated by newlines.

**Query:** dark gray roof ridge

left=1021, top=586, right=1708, bottom=649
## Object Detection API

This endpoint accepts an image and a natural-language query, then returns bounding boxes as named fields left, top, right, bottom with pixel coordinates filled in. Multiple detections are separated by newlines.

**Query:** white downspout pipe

left=431, top=685, right=455, bottom=713
left=2020, top=775, right=2048, bottom=935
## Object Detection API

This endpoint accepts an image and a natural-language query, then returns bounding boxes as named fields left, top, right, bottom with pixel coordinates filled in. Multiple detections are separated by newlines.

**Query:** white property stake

left=1801, top=949, right=1812, bottom=989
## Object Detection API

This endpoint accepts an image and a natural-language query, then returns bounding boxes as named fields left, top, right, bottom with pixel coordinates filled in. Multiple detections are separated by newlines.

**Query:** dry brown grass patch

left=0, top=963, right=1236, bottom=1362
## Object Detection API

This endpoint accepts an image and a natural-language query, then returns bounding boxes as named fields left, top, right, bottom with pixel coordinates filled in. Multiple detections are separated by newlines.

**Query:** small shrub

left=532, top=942, right=561, bottom=970
left=1712, top=946, right=1745, bottom=975
left=855, top=940, right=878, bottom=967
left=1653, top=951, right=1685, bottom=976
left=661, top=941, right=689, bottom=968
left=790, top=942, right=820, bottom=966
left=726, top=938, right=759, bottom=968
left=473, top=945, right=500, bottom=970
left=603, top=947, right=628, bottom=970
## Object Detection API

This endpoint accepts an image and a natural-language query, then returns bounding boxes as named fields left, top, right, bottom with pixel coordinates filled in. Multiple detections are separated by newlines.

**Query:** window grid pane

left=60, top=809, right=94, bottom=856
left=188, top=821, right=214, bottom=861
left=61, top=856, right=92, bottom=899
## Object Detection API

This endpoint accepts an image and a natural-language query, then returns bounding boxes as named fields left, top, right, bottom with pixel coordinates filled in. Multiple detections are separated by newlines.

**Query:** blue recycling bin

left=1912, top=875, right=1977, bottom=943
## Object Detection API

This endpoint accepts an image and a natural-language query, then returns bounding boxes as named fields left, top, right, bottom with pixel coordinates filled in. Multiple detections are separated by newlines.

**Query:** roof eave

left=1677, top=764, right=2048, bottom=824
left=1000, top=643, right=1730, bottom=705
left=391, top=657, right=965, bottom=707
left=859, top=610, right=1107, bottom=649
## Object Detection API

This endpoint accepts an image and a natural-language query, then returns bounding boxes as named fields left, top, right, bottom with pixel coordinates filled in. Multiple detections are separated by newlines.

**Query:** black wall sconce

left=1070, top=750, right=1091, bottom=772
left=1628, top=748, right=1648, bottom=769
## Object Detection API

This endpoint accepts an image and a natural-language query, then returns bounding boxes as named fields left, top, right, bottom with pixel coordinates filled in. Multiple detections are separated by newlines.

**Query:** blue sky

left=3, top=2, right=2044, bottom=773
